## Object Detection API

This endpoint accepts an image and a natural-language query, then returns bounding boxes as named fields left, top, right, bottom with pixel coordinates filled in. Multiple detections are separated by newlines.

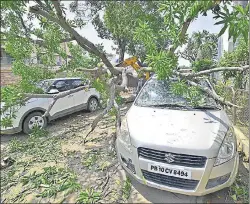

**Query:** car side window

left=54, top=80, right=70, bottom=92
left=71, top=79, right=85, bottom=89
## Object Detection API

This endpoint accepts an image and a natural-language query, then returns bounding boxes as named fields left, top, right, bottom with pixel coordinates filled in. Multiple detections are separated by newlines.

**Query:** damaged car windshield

left=135, top=79, right=220, bottom=109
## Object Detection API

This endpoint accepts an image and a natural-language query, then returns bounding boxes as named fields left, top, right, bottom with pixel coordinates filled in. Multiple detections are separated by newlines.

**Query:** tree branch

left=51, top=0, right=63, bottom=17
left=17, top=12, right=30, bottom=38
left=170, top=18, right=192, bottom=53
left=83, top=79, right=116, bottom=143
left=34, top=0, right=51, bottom=12
left=74, top=67, right=101, bottom=72
left=116, top=68, right=129, bottom=92
left=178, top=65, right=249, bottom=78
left=29, top=5, right=120, bottom=76
left=187, top=80, right=241, bottom=107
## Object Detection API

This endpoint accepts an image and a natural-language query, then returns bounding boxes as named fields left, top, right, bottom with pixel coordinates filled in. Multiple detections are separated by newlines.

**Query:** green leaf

left=234, top=5, right=245, bottom=15
left=231, top=194, right=237, bottom=201
left=233, top=31, right=241, bottom=44
left=218, top=24, right=228, bottom=37
left=242, top=31, right=248, bottom=44
left=218, top=11, right=227, bottom=17
left=214, top=20, right=226, bottom=25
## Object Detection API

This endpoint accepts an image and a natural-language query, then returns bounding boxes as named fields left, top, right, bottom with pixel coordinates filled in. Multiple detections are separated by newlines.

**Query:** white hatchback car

left=116, top=76, right=239, bottom=196
left=1, top=77, right=100, bottom=134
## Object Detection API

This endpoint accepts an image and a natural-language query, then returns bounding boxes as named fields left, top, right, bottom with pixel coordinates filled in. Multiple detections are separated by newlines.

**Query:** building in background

left=0, top=40, right=72, bottom=86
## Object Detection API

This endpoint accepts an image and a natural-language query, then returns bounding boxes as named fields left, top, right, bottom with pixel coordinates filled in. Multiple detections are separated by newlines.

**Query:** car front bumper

left=116, top=137, right=239, bottom=196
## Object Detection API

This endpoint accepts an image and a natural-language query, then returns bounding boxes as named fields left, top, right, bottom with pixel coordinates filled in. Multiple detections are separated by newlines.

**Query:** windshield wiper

left=192, top=106, right=220, bottom=110
left=148, top=103, right=189, bottom=109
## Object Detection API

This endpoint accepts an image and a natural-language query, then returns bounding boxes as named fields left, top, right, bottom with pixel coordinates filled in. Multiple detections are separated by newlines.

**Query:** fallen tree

left=1, top=0, right=249, bottom=138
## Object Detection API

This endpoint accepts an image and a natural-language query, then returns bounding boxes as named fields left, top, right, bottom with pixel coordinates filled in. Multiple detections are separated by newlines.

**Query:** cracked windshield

left=1, top=0, right=249, bottom=204
left=135, top=79, right=220, bottom=109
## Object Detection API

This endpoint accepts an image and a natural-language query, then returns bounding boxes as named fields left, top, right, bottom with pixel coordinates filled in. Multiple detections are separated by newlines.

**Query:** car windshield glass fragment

left=135, top=79, right=219, bottom=109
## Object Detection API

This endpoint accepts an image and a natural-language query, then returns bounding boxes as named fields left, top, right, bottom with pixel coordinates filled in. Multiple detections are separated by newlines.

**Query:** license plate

left=148, top=163, right=191, bottom=179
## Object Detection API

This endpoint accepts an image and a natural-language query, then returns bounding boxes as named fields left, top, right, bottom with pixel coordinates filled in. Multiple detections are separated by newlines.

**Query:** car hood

left=126, top=105, right=231, bottom=158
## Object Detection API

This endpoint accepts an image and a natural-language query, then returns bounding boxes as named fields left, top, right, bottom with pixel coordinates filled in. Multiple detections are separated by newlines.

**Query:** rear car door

left=70, top=79, right=89, bottom=109
left=49, top=80, right=75, bottom=118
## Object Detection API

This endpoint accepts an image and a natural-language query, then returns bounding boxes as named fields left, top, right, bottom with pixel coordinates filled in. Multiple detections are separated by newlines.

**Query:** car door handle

left=68, top=94, right=73, bottom=98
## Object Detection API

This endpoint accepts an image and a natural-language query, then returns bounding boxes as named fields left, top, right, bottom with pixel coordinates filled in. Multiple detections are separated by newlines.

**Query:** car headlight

left=214, top=127, right=236, bottom=166
left=117, top=118, right=132, bottom=152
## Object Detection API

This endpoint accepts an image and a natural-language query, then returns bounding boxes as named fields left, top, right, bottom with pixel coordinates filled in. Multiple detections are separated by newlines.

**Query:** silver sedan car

left=116, top=76, right=238, bottom=196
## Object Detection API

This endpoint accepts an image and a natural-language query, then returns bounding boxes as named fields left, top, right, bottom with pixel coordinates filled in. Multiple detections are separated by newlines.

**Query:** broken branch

left=83, top=79, right=116, bottom=143
left=29, top=4, right=120, bottom=75
left=178, top=65, right=249, bottom=78
left=187, top=80, right=241, bottom=108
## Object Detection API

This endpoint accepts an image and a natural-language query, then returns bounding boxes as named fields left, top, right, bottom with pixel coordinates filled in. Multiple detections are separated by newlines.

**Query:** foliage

left=92, top=77, right=109, bottom=106
left=229, top=174, right=249, bottom=203
left=192, top=59, right=214, bottom=72
left=81, top=1, right=168, bottom=62
left=121, top=177, right=132, bottom=201
left=9, top=128, right=48, bottom=153
left=1, top=0, right=249, bottom=129
left=82, top=150, right=100, bottom=170
left=65, top=43, right=104, bottom=71
left=214, top=80, right=233, bottom=101
left=214, top=2, right=249, bottom=43
left=170, top=80, right=204, bottom=107
left=218, top=38, right=249, bottom=88
left=76, top=188, right=101, bottom=204
left=134, top=1, right=225, bottom=78
left=21, top=166, right=81, bottom=198
left=8, top=128, right=63, bottom=163
left=0, top=0, right=101, bottom=127
left=180, top=30, right=218, bottom=63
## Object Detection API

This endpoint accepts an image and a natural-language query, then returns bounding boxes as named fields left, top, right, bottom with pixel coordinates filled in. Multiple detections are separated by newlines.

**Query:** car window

left=71, top=79, right=84, bottom=88
left=54, top=80, right=70, bottom=92
left=135, top=79, right=219, bottom=108
left=36, top=80, right=55, bottom=93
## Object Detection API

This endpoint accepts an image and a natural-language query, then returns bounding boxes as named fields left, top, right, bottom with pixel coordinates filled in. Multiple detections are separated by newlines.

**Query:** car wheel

left=87, top=97, right=98, bottom=112
left=23, top=112, right=47, bottom=134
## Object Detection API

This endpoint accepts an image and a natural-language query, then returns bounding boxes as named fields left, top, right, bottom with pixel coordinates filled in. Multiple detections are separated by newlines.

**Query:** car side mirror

left=48, top=89, right=59, bottom=94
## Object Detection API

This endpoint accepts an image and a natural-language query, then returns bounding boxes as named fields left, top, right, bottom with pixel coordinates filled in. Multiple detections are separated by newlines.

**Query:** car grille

left=138, top=147, right=207, bottom=168
left=142, top=170, right=199, bottom=190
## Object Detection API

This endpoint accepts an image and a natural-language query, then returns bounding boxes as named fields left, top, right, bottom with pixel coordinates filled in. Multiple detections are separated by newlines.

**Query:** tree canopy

left=1, top=0, right=249, bottom=130
left=180, top=30, right=218, bottom=63
left=78, top=1, right=169, bottom=63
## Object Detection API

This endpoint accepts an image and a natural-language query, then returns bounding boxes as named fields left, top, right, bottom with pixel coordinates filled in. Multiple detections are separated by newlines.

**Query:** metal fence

left=223, top=87, right=249, bottom=136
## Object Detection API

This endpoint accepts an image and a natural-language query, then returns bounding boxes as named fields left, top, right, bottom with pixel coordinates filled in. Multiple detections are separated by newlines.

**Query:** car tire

left=23, top=112, right=47, bottom=134
left=87, top=97, right=99, bottom=112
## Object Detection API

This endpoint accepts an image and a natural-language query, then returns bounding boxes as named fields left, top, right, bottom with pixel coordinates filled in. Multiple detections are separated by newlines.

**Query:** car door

left=70, top=79, right=89, bottom=109
left=49, top=80, right=75, bottom=119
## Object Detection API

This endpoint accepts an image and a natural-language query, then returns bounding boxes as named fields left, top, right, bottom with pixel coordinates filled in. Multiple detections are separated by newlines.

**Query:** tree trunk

left=118, top=42, right=126, bottom=63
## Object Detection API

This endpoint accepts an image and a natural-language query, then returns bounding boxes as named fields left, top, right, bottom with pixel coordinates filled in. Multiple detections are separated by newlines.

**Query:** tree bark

left=177, top=65, right=249, bottom=78
left=118, top=41, right=126, bottom=63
